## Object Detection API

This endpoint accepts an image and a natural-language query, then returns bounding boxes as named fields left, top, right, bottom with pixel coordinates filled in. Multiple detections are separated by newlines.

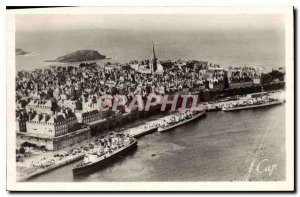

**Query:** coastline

left=16, top=91, right=284, bottom=181
left=17, top=153, right=85, bottom=182
left=14, top=50, right=286, bottom=181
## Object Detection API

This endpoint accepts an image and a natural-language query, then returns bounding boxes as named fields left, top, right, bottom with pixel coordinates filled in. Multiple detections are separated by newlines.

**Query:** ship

left=72, top=133, right=137, bottom=176
left=204, top=104, right=220, bottom=112
left=222, top=99, right=284, bottom=111
left=158, top=108, right=206, bottom=132
left=127, top=124, right=158, bottom=138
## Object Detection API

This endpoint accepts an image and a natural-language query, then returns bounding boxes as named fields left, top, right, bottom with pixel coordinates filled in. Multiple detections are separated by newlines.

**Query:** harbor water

left=28, top=103, right=285, bottom=182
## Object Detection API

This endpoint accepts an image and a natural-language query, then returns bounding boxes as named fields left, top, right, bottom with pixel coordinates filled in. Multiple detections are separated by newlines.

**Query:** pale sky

left=15, top=14, right=285, bottom=32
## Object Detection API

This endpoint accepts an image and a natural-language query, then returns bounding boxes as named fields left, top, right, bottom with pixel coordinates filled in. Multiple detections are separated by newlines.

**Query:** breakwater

left=17, top=153, right=85, bottom=182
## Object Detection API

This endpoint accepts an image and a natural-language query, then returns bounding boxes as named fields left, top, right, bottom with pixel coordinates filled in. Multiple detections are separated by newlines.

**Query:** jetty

left=17, top=153, right=85, bottom=182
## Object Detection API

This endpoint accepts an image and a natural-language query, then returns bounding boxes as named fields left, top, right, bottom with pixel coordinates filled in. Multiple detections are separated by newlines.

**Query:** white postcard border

left=6, top=6, right=294, bottom=191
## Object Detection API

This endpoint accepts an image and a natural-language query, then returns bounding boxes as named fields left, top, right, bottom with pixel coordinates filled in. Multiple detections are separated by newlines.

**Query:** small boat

left=72, top=134, right=137, bottom=176
left=158, top=108, right=206, bottom=132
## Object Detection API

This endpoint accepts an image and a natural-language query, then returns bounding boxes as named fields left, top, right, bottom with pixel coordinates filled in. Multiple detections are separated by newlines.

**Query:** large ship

left=158, top=107, right=206, bottom=132
left=72, top=133, right=137, bottom=176
left=126, top=124, right=158, bottom=138
left=221, top=92, right=285, bottom=112
left=222, top=99, right=284, bottom=111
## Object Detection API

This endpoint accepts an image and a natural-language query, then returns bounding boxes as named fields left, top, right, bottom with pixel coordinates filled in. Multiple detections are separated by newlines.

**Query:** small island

left=16, top=48, right=30, bottom=56
left=46, top=50, right=106, bottom=63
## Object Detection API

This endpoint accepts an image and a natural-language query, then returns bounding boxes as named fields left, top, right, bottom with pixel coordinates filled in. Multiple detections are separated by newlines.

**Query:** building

left=246, top=92, right=268, bottom=99
left=18, top=126, right=91, bottom=151
left=208, top=80, right=225, bottom=91
left=227, top=66, right=258, bottom=89
left=79, top=110, right=102, bottom=124
left=57, top=100, right=77, bottom=112
left=253, top=77, right=261, bottom=85
left=16, top=110, right=29, bottom=133
left=26, top=112, right=67, bottom=138
left=130, top=43, right=164, bottom=75
left=150, top=42, right=164, bottom=74
left=204, top=68, right=226, bottom=91
left=82, top=99, right=101, bottom=114
left=26, top=99, right=53, bottom=114
left=204, top=68, right=225, bottom=81
left=229, top=81, right=254, bottom=89
left=21, top=109, right=90, bottom=150
left=62, top=108, right=79, bottom=131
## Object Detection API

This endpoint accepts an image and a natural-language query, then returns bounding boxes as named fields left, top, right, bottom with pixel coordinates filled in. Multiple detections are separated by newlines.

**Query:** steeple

left=151, top=41, right=157, bottom=73
left=152, top=41, right=156, bottom=61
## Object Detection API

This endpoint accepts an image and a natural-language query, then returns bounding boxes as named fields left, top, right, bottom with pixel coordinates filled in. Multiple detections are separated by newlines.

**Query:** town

left=15, top=46, right=285, bottom=180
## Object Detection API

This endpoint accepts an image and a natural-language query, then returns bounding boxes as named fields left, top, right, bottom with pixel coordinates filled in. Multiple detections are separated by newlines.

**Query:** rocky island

left=16, top=48, right=31, bottom=56
left=46, top=50, right=106, bottom=63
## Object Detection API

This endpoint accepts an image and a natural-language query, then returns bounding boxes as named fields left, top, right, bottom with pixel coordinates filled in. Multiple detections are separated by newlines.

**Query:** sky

left=15, top=14, right=285, bottom=32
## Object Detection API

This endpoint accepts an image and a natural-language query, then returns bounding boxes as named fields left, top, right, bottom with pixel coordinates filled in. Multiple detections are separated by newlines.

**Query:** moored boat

left=204, top=104, right=219, bottom=112
left=72, top=134, right=137, bottom=176
left=158, top=108, right=206, bottom=132
left=128, top=125, right=158, bottom=138
left=222, top=99, right=284, bottom=111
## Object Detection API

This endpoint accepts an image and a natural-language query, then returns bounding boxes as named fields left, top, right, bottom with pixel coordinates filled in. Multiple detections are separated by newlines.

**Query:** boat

left=222, top=99, right=284, bottom=111
left=72, top=134, right=137, bottom=176
left=204, top=104, right=219, bottom=112
left=158, top=108, right=206, bottom=132
left=128, top=125, right=158, bottom=138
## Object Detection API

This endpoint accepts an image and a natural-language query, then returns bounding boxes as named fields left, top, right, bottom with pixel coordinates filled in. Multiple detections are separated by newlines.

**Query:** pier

left=17, top=153, right=85, bottom=182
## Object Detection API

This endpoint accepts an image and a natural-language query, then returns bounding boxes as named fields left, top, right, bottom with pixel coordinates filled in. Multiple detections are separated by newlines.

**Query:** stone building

left=26, top=99, right=53, bottom=114
left=204, top=68, right=225, bottom=81
left=57, top=100, right=77, bottom=112
left=16, top=110, right=29, bottom=133
left=229, top=81, right=254, bottom=89
left=208, top=80, right=225, bottom=91
left=26, top=112, right=67, bottom=138
left=21, top=109, right=91, bottom=150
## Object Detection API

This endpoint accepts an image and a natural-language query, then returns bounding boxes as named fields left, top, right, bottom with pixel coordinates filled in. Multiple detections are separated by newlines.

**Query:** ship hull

left=72, top=140, right=138, bottom=176
left=222, top=100, right=283, bottom=112
left=134, top=127, right=158, bottom=138
left=158, top=110, right=206, bottom=132
left=206, top=107, right=220, bottom=112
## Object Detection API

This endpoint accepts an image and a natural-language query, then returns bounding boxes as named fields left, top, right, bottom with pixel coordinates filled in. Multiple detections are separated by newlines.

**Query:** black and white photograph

left=6, top=6, right=294, bottom=191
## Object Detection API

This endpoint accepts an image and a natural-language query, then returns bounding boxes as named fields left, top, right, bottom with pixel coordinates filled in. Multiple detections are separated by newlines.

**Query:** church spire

left=151, top=41, right=157, bottom=73
left=152, top=41, right=156, bottom=61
